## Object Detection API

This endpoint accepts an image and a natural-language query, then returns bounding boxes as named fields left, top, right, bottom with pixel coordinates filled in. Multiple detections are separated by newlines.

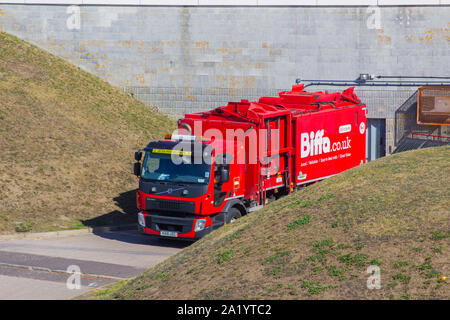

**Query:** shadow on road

left=82, top=189, right=139, bottom=228
left=93, top=229, right=192, bottom=249
left=82, top=189, right=192, bottom=249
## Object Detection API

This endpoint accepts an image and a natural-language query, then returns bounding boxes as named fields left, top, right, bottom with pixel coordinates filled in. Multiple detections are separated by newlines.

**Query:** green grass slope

left=97, top=146, right=449, bottom=300
left=0, top=32, right=175, bottom=233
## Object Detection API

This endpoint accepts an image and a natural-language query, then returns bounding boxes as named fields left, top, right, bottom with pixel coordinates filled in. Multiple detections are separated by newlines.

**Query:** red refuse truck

left=133, top=83, right=367, bottom=240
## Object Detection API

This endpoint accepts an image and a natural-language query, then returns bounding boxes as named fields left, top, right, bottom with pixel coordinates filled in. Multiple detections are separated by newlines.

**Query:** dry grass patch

left=0, top=32, right=175, bottom=233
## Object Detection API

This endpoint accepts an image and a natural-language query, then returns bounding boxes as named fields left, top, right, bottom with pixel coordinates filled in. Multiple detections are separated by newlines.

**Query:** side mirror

left=134, top=151, right=142, bottom=161
left=221, top=167, right=229, bottom=183
left=133, top=162, right=141, bottom=176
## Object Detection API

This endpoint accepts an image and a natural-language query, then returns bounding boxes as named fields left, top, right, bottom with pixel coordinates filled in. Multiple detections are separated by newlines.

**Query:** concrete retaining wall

left=0, top=3, right=448, bottom=153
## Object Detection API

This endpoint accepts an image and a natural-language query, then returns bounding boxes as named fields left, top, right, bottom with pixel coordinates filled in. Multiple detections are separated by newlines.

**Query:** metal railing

left=410, top=132, right=450, bottom=142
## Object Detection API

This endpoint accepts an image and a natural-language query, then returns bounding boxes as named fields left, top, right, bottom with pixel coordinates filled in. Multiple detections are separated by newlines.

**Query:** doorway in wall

left=366, top=119, right=386, bottom=161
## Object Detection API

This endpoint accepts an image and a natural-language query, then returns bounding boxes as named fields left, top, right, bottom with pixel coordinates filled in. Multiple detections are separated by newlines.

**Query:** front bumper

left=138, top=211, right=225, bottom=240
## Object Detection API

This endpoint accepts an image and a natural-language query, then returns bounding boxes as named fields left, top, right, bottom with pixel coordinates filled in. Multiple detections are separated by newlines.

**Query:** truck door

left=213, top=153, right=232, bottom=207
left=262, top=117, right=287, bottom=188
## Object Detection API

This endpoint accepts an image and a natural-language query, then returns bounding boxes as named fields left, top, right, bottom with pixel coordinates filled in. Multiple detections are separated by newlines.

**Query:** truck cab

left=134, top=136, right=247, bottom=240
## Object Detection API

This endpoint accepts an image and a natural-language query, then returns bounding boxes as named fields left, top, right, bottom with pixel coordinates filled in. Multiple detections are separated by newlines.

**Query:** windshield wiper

left=154, top=187, right=186, bottom=195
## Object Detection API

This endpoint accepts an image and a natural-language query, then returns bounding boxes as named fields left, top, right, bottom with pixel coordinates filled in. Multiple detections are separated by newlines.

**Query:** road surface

left=0, top=229, right=188, bottom=299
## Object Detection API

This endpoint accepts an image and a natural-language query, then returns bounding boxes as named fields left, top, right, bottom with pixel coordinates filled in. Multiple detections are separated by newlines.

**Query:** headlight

left=138, top=212, right=146, bottom=228
left=194, top=219, right=206, bottom=232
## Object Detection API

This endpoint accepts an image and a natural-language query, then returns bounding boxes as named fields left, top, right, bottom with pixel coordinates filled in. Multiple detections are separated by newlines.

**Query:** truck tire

left=226, top=207, right=242, bottom=224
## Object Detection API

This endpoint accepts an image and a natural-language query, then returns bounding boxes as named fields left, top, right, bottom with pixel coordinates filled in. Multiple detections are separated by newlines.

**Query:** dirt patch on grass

left=0, top=32, right=176, bottom=233
left=93, top=146, right=449, bottom=300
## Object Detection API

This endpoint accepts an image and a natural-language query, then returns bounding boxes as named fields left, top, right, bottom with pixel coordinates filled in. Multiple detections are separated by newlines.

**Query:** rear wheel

left=226, top=207, right=242, bottom=224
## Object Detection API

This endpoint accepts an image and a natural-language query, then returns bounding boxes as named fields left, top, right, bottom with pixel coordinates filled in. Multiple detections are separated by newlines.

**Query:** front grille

left=159, top=201, right=180, bottom=210
left=157, top=223, right=183, bottom=232
left=162, top=211, right=188, bottom=218
left=146, top=198, right=195, bottom=213
left=145, top=212, right=195, bottom=234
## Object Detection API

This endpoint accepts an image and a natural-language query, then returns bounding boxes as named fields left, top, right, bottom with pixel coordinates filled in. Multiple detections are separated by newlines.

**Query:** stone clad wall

left=0, top=3, right=448, bottom=152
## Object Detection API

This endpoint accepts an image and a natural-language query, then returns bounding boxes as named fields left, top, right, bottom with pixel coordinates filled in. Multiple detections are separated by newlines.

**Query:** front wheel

left=226, top=207, right=242, bottom=224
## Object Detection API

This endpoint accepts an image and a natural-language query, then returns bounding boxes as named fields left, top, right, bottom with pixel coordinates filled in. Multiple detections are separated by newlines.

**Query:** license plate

left=160, top=230, right=178, bottom=237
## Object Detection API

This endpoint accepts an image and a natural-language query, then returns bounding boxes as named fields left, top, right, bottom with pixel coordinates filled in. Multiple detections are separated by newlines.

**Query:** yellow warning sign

left=152, top=149, right=192, bottom=156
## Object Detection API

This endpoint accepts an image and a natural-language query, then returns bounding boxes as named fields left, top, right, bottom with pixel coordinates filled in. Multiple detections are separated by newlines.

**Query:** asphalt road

left=0, top=229, right=189, bottom=300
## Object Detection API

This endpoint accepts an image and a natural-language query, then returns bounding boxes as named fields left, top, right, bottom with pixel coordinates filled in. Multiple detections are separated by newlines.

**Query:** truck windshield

left=141, top=151, right=211, bottom=184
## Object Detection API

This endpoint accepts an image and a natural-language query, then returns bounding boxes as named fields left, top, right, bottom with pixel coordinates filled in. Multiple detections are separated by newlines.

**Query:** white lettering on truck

left=301, top=130, right=351, bottom=158
left=301, top=130, right=330, bottom=158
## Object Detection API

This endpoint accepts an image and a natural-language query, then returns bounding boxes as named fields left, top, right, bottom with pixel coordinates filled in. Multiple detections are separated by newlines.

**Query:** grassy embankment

left=94, top=146, right=449, bottom=300
left=0, top=32, right=175, bottom=233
